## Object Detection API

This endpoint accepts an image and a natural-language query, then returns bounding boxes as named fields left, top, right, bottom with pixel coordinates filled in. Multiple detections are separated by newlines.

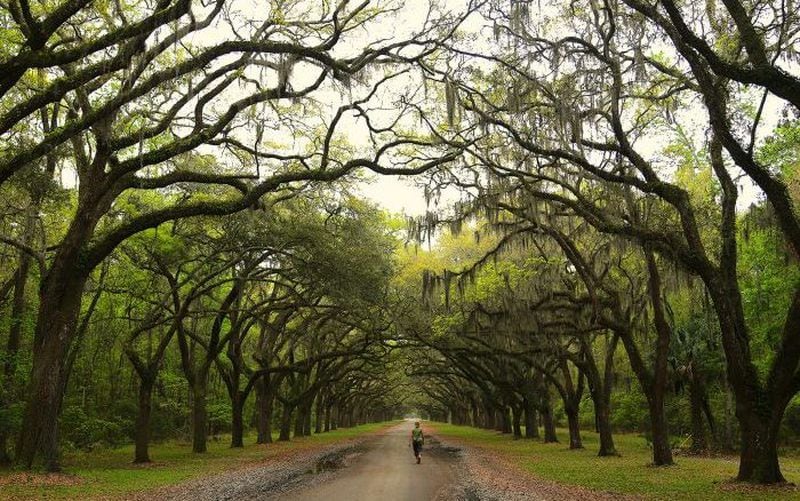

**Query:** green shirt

left=412, top=427, right=423, bottom=443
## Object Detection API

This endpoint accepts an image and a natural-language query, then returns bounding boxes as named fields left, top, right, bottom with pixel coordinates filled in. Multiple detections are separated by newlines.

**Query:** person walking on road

left=410, top=421, right=424, bottom=464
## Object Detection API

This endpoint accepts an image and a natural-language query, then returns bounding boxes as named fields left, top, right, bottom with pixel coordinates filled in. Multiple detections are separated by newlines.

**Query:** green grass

left=432, top=423, right=800, bottom=500
left=0, top=422, right=394, bottom=500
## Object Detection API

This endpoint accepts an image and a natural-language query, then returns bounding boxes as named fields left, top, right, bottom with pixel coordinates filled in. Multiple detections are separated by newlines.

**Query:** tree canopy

left=3, top=0, right=800, bottom=488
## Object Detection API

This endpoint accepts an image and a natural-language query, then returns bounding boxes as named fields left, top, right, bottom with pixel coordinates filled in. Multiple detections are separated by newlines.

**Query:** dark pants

left=412, top=440, right=423, bottom=456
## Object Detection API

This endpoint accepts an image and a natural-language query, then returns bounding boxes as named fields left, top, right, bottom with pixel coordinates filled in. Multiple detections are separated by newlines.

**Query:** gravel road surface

left=142, top=422, right=630, bottom=500
left=278, top=422, right=456, bottom=501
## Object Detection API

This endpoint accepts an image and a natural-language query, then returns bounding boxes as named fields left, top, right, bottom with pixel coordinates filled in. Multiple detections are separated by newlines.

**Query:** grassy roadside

left=431, top=423, right=800, bottom=500
left=0, top=422, right=395, bottom=500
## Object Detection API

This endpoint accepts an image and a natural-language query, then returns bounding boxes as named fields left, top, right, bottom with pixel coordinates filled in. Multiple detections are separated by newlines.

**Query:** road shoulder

left=431, top=424, right=638, bottom=500
left=130, top=427, right=389, bottom=501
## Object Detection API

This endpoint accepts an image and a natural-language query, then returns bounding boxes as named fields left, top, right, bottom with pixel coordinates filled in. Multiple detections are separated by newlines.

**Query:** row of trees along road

left=3, top=0, right=800, bottom=488
left=0, top=0, right=472, bottom=471
left=398, top=0, right=800, bottom=485
left=2, top=182, right=415, bottom=467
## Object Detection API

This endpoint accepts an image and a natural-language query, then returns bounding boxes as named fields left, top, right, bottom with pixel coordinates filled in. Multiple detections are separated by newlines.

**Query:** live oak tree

left=1, top=0, right=473, bottom=469
left=3, top=0, right=800, bottom=489
left=417, top=0, right=800, bottom=483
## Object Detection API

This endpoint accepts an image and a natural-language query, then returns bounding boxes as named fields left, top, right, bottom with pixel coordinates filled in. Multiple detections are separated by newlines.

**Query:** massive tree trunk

left=610, top=251, right=674, bottom=466
left=279, top=402, right=294, bottom=441
left=294, top=397, right=313, bottom=437
left=192, top=376, right=209, bottom=453
left=16, top=269, right=87, bottom=471
left=705, top=145, right=787, bottom=483
left=255, top=377, right=274, bottom=444
left=565, top=403, right=582, bottom=450
left=500, top=407, right=512, bottom=434
left=511, top=405, right=522, bottom=439
left=647, top=252, right=674, bottom=466
left=303, top=399, right=313, bottom=436
left=708, top=280, right=793, bottom=483
left=646, top=390, right=672, bottom=466
left=581, top=335, right=618, bottom=456
left=738, top=416, right=784, bottom=484
left=324, top=402, right=332, bottom=432
left=134, top=377, right=155, bottom=463
left=483, top=402, right=496, bottom=429
left=315, top=394, right=325, bottom=434
left=597, top=342, right=618, bottom=457
left=550, top=359, right=584, bottom=450
left=594, top=388, right=617, bottom=456
left=523, top=397, right=539, bottom=438
left=541, top=399, right=558, bottom=444
left=294, top=401, right=306, bottom=437
left=231, top=390, right=245, bottom=448
left=330, top=404, right=338, bottom=430
left=16, top=334, right=69, bottom=471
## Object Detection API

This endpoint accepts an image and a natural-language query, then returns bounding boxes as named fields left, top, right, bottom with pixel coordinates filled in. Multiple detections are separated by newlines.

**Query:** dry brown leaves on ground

left=0, top=472, right=84, bottom=487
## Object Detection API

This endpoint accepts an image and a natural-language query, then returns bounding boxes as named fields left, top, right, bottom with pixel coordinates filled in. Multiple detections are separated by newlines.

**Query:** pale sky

left=358, top=175, right=430, bottom=216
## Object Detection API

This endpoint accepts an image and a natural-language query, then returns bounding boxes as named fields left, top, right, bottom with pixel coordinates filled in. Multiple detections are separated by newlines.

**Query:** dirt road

left=279, top=422, right=456, bottom=501
left=151, top=422, right=621, bottom=501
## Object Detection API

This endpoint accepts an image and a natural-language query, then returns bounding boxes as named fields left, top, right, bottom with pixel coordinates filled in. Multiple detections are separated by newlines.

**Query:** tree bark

left=511, top=405, right=522, bottom=439
left=324, top=403, right=332, bottom=432
left=523, top=398, right=539, bottom=438
left=707, top=280, right=790, bottom=482
left=500, top=407, right=512, bottom=434
left=16, top=269, right=87, bottom=470
left=598, top=337, right=618, bottom=456
left=231, top=391, right=245, bottom=448
left=581, top=335, right=618, bottom=456
left=647, top=392, right=672, bottom=466
left=192, top=377, right=209, bottom=453
left=483, top=402, right=495, bottom=429
left=565, top=403, right=583, bottom=449
left=315, top=394, right=324, bottom=434
left=541, top=395, right=558, bottom=443
left=303, top=399, right=313, bottom=436
left=644, top=250, right=674, bottom=466
left=15, top=335, right=67, bottom=471
left=294, top=402, right=306, bottom=437
left=279, top=402, right=293, bottom=441
left=595, top=390, right=617, bottom=456
left=255, top=377, right=274, bottom=444
left=134, top=377, right=155, bottom=463
left=738, top=418, right=784, bottom=483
